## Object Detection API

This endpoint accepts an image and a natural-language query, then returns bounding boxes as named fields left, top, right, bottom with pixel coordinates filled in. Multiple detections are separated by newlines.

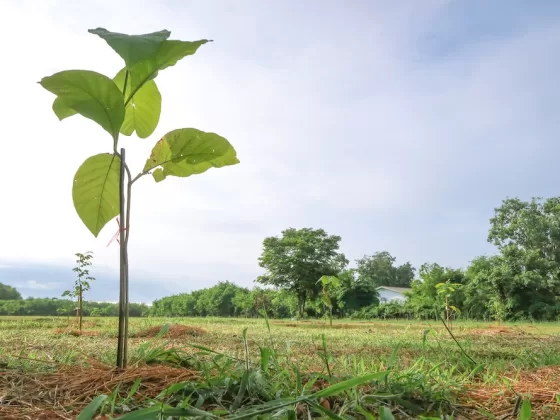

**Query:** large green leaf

left=143, top=128, right=239, bottom=183
left=40, top=70, right=125, bottom=140
left=88, top=28, right=170, bottom=68
left=72, top=153, right=120, bottom=237
left=125, top=40, right=209, bottom=104
left=114, top=68, right=161, bottom=138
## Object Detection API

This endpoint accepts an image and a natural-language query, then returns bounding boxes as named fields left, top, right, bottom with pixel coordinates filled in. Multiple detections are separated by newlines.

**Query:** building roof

left=376, top=286, right=412, bottom=294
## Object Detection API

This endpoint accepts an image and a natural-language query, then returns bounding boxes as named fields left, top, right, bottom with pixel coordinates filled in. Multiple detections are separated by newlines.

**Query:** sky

left=1, top=0, right=560, bottom=303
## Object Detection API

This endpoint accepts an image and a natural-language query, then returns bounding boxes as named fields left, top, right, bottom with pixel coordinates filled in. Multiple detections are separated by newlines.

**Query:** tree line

left=0, top=295, right=149, bottom=317
left=3, top=197, right=560, bottom=321
left=153, top=197, right=560, bottom=322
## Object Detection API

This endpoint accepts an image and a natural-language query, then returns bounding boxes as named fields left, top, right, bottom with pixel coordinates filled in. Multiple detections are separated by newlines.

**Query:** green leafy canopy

left=45, top=31, right=210, bottom=143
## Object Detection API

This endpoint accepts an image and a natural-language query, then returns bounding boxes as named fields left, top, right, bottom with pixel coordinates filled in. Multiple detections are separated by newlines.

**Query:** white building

left=376, top=286, right=411, bottom=303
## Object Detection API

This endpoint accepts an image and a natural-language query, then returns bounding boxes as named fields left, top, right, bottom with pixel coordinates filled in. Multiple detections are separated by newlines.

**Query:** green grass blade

left=116, top=406, right=162, bottom=419
left=519, top=399, right=533, bottom=420
left=77, top=395, right=108, bottom=420
left=162, top=407, right=219, bottom=417
left=311, top=371, right=389, bottom=399
left=260, top=346, right=272, bottom=373
left=232, top=369, right=250, bottom=411
left=379, top=406, right=395, bottom=420
left=308, top=400, right=344, bottom=419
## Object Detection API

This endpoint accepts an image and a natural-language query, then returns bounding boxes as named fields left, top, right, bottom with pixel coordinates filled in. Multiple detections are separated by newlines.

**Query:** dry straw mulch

left=52, top=328, right=100, bottom=337
left=0, top=361, right=199, bottom=420
left=132, top=324, right=206, bottom=339
left=463, top=365, right=560, bottom=418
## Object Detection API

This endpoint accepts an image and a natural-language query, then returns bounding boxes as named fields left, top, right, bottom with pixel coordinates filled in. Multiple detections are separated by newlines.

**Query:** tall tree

left=484, top=197, right=560, bottom=319
left=0, top=283, right=22, bottom=300
left=356, top=251, right=415, bottom=287
left=257, top=228, right=347, bottom=317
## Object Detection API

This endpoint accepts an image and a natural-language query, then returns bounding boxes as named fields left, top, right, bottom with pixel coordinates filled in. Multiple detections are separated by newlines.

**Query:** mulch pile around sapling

left=52, top=328, right=100, bottom=337
left=0, top=361, right=199, bottom=420
left=132, top=324, right=206, bottom=339
left=463, top=365, right=560, bottom=418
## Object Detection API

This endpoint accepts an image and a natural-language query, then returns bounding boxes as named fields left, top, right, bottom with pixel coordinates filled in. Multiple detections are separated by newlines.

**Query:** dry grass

left=0, top=362, right=199, bottom=419
left=52, top=328, right=100, bottom=337
left=464, top=366, right=560, bottom=418
left=132, top=324, right=206, bottom=339
left=1, top=317, right=560, bottom=418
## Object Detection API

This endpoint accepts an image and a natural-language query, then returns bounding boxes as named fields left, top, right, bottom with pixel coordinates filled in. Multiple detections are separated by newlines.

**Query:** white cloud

left=19, top=280, right=61, bottom=290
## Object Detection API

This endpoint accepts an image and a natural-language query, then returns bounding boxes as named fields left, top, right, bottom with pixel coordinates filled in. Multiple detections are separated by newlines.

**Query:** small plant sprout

left=39, top=28, right=239, bottom=368
left=435, top=280, right=462, bottom=332
left=63, top=251, right=95, bottom=331
left=318, top=275, right=341, bottom=327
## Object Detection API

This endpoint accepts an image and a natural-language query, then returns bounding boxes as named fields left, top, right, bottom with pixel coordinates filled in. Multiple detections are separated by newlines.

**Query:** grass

left=0, top=316, right=559, bottom=419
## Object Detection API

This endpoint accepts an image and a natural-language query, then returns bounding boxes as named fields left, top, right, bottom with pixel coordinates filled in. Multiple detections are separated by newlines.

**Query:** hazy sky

left=1, top=0, right=560, bottom=302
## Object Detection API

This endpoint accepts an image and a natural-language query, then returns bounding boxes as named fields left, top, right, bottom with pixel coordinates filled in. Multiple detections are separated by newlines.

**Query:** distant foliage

left=3, top=196, right=560, bottom=322
left=0, top=282, right=22, bottom=300
left=356, top=251, right=415, bottom=288
left=0, top=298, right=148, bottom=317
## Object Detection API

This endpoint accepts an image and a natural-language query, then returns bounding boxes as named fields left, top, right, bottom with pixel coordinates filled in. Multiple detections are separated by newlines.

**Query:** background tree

left=336, top=269, right=379, bottom=316
left=356, top=251, right=415, bottom=288
left=0, top=283, right=22, bottom=300
left=62, top=251, right=95, bottom=330
left=407, top=263, right=465, bottom=319
left=256, top=228, right=347, bottom=318
left=484, top=197, right=560, bottom=320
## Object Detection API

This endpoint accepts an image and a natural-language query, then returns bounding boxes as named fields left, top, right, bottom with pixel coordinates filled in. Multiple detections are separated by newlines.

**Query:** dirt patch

left=52, top=328, right=99, bottom=337
left=133, top=324, right=206, bottom=339
left=463, top=366, right=560, bottom=418
left=464, top=325, right=533, bottom=337
left=0, top=362, right=199, bottom=419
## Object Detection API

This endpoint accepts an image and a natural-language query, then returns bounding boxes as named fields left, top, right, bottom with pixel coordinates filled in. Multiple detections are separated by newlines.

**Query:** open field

left=1, top=317, right=560, bottom=419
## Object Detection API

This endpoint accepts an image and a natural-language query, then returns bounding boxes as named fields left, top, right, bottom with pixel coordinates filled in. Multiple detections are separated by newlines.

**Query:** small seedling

left=40, top=28, right=239, bottom=368
left=63, top=251, right=95, bottom=331
left=317, top=275, right=341, bottom=327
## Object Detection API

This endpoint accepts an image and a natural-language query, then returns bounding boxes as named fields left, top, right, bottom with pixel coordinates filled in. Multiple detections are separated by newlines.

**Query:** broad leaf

left=88, top=28, right=170, bottom=68
left=72, top=154, right=120, bottom=237
left=143, top=128, right=239, bottom=183
left=40, top=70, right=125, bottom=140
left=114, top=68, right=161, bottom=138
left=125, top=40, right=209, bottom=104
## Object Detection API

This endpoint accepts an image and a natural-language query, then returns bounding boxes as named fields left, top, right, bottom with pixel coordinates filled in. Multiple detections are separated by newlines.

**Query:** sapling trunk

left=79, top=285, right=83, bottom=331
left=116, top=148, right=128, bottom=369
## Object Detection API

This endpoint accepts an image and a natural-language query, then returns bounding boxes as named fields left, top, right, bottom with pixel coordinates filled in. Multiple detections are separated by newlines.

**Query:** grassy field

left=0, top=316, right=559, bottom=419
